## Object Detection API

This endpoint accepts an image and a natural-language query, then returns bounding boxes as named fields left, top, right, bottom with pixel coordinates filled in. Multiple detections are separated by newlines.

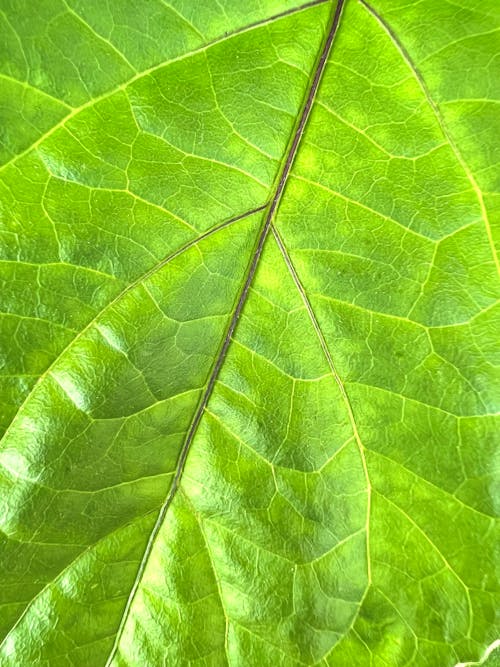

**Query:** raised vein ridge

left=105, top=0, right=347, bottom=662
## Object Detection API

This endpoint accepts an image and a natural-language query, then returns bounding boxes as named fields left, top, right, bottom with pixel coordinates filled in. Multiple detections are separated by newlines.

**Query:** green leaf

left=0, top=0, right=498, bottom=664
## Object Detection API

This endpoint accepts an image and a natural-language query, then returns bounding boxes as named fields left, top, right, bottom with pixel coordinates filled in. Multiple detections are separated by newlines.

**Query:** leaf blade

left=0, top=0, right=498, bottom=665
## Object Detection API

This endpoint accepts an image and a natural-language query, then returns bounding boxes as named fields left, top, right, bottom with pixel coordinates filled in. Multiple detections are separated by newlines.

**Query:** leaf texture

left=0, top=0, right=499, bottom=665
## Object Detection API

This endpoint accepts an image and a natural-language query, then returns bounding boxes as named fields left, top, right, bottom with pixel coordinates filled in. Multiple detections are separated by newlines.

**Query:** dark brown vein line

left=271, top=224, right=372, bottom=583
left=105, top=1, right=346, bottom=662
left=269, top=226, right=373, bottom=661
left=221, top=0, right=330, bottom=39
left=0, top=203, right=265, bottom=449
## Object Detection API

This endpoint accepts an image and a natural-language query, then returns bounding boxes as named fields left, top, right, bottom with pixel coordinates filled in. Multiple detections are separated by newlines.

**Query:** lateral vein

left=271, top=225, right=372, bottom=588
left=359, top=0, right=500, bottom=276
left=0, top=205, right=265, bottom=450
left=0, top=0, right=329, bottom=174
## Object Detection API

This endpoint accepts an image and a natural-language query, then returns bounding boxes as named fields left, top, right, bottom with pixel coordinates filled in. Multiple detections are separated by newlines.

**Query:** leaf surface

left=0, top=0, right=499, bottom=665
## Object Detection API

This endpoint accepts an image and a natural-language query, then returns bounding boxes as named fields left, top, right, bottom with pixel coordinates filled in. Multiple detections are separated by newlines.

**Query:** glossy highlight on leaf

left=0, top=0, right=499, bottom=665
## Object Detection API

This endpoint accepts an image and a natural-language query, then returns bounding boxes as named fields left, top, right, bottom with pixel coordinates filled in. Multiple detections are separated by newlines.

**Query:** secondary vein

left=360, top=0, right=500, bottom=277
left=271, top=225, right=372, bottom=587
left=0, top=205, right=264, bottom=450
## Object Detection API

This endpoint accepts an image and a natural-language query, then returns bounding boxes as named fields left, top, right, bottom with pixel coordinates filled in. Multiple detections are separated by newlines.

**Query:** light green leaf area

left=0, top=0, right=498, bottom=665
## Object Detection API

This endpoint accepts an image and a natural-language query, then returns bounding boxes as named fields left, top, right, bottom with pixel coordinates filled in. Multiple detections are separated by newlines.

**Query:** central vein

left=106, top=0, right=347, bottom=662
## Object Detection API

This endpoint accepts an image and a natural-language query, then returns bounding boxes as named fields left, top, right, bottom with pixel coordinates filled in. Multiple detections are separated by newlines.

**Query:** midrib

left=105, top=0, right=347, bottom=663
